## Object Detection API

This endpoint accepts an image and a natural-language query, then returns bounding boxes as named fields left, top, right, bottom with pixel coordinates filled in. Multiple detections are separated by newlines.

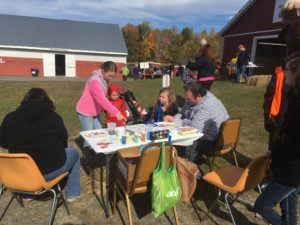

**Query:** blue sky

left=0, top=0, right=249, bottom=32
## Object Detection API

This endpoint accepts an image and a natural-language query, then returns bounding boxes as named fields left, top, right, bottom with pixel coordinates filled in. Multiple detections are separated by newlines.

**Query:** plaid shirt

left=181, top=71, right=196, bottom=85
left=175, top=91, right=229, bottom=141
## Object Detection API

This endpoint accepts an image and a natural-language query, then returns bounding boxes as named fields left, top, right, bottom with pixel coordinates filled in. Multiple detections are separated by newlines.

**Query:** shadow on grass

left=74, top=136, right=119, bottom=217
left=113, top=189, right=178, bottom=225
left=210, top=150, right=253, bottom=169
left=192, top=180, right=257, bottom=225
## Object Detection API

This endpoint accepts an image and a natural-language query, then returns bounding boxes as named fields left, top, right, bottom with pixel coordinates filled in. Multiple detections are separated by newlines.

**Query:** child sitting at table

left=144, top=87, right=179, bottom=123
left=105, top=83, right=127, bottom=127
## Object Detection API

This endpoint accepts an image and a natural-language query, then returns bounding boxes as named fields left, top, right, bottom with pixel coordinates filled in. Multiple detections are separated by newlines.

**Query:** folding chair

left=113, top=142, right=179, bottom=225
left=202, top=155, right=270, bottom=225
left=0, top=153, right=70, bottom=225
left=203, top=118, right=241, bottom=171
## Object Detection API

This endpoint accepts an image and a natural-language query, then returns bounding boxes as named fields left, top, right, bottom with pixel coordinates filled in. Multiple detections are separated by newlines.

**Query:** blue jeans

left=43, top=148, right=81, bottom=198
left=254, top=179, right=298, bottom=225
left=77, top=113, right=102, bottom=148
left=237, top=64, right=247, bottom=82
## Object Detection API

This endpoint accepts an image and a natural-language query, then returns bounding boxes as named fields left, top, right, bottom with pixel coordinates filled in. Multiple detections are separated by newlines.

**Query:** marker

left=168, top=131, right=172, bottom=142
left=121, top=133, right=126, bottom=145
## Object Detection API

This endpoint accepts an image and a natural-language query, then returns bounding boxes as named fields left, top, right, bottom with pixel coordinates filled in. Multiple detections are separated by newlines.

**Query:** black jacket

left=186, top=56, right=215, bottom=79
left=270, top=91, right=300, bottom=186
left=237, top=50, right=250, bottom=67
left=0, top=102, right=68, bottom=174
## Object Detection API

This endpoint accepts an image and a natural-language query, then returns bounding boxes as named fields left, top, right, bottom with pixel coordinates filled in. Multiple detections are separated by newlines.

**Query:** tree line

left=122, top=21, right=222, bottom=65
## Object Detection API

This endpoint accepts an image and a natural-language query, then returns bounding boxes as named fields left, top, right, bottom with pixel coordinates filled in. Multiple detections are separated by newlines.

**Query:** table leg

left=104, top=153, right=112, bottom=217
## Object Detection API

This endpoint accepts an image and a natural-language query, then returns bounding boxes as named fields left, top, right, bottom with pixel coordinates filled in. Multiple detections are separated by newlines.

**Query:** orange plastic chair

left=113, top=142, right=179, bottom=225
left=0, top=153, right=70, bottom=225
left=203, top=118, right=241, bottom=171
left=202, top=155, right=270, bottom=225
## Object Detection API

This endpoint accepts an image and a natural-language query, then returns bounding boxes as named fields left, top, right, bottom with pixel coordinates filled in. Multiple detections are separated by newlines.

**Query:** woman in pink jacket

left=76, top=61, right=126, bottom=152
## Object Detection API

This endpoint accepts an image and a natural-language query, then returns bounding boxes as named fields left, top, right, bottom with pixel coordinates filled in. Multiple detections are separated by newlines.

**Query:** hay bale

left=246, top=75, right=272, bottom=87
left=0, top=148, right=8, bottom=153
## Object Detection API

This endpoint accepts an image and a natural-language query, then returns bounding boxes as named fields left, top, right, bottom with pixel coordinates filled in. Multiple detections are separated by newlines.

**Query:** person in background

left=254, top=12, right=300, bottom=225
left=121, top=64, right=130, bottom=81
left=255, top=55, right=300, bottom=225
left=215, top=61, right=221, bottom=80
left=144, top=87, right=178, bottom=123
left=76, top=61, right=126, bottom=166
left=186, top=44, right=216, bottom=91
left=132, top=65, right=140, bottom=80
left=236, top=44, right=250, bottom=83
left=105, top=83, right=127, bottom=127
left=176, top=65, right=184, bottom=78
left=164, top=82, right=229, bottom=163
left=0, top=88, right=81, bottom=202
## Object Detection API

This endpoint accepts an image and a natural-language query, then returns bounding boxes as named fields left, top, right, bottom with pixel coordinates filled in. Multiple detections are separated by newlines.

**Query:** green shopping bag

left=151, top=142, right=182, bottom=217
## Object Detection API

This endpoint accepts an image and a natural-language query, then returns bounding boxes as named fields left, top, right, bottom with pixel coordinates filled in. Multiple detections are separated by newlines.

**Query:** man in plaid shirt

left=165, top=82, right=229, bottom=163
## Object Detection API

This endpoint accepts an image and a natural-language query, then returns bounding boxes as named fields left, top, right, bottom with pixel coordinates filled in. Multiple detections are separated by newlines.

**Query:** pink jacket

left=76, top=69, right=120, bottom=117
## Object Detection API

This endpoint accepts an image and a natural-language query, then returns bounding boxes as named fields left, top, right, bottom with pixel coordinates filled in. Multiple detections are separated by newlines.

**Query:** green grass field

left=1, top=78, right=289, bottom=225
left=0, top=78, right=269, bottom=163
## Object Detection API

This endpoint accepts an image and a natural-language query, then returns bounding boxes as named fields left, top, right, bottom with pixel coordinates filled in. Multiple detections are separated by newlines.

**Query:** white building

left=0, top=14, right=127, bottom=78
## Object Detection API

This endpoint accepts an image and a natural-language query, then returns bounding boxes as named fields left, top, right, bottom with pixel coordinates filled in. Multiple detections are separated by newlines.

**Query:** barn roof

left=0, top=14, right=127, bottom=54
left=220, top=0, right=257, bottom=36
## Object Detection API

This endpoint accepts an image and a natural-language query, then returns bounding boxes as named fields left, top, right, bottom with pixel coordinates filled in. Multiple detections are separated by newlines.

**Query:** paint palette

left=85, top=131, right=107, bottom=138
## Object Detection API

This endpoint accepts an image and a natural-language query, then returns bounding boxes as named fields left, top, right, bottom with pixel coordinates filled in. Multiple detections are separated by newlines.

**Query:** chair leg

left=0, top=185, right=4, bottom=195
left=202, top=188, right=222, bottom=221
left=48, top=189, right=58, bottom=225
left=14, top=194, right=24, bottom=207
left=91, top=167, right=96, bottom=192
left=232, top=151, right=238, bottom=167
left=125, top=192, right=133, bottom=225
left=173, top=206, right=179, bottom=225
left=257, top=184, right=262, bottom=194
left=210, top=156, right=216, bottom=171
left=57, top=184, right=70, bottom=215
left=0, top=194, right=15, bottom=222
left=224, top=193, right=236, bottom=225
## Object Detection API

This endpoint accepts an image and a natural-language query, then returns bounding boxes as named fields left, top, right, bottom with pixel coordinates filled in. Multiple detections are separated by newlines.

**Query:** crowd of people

left=0, top=1, right=300, bottom=225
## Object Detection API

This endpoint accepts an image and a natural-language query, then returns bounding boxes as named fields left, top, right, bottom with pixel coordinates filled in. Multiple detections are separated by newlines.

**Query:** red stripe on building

left=76, top=60, right=123, bottom=79
left=0, top=56, right=44, bottom=76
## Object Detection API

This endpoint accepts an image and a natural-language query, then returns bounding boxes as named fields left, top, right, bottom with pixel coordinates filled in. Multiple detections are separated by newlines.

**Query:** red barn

left=220, top=0, right=287, bottom=74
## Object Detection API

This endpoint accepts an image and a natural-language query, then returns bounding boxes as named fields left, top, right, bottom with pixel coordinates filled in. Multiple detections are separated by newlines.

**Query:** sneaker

left=65, top=195, right=80, bottom=203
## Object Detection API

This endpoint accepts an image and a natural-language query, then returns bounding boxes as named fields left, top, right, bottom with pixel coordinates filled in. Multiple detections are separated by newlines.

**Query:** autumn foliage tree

left=122, top=22, right=222, bottom=65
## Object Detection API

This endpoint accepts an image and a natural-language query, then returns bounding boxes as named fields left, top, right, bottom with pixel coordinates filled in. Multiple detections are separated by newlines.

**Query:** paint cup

left=107, top=122, right=116, bottom=135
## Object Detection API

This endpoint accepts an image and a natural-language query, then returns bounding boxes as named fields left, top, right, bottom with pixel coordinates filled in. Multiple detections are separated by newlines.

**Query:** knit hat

left=108, top=83, right=120, bottom=95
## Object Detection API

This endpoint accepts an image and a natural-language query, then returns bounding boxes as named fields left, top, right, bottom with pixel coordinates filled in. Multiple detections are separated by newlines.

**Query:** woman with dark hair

left=0, top=88, right=81, bottom=202
left=76, top=61, right=127, bottom=151
left=186, top=44, right=216, bottom=90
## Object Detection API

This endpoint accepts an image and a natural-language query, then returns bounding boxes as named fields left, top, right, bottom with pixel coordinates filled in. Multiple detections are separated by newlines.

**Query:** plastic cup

left=107, top=122, right=116, bottom=135
left=117, top=127, right=125, bottom=139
